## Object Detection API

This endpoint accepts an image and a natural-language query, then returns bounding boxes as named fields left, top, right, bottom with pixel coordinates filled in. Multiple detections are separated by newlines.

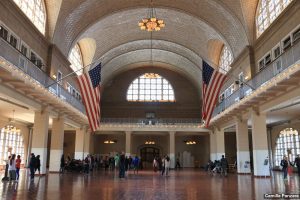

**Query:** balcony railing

left=101, top=118, right=202, bottom=125
left=0, top=38, right=85, bottom=113
left=213, top=40, right=300, bottom=117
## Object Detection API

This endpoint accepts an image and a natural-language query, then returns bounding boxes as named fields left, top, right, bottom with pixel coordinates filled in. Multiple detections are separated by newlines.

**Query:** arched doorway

left=140, top=146, right=160, bottom=169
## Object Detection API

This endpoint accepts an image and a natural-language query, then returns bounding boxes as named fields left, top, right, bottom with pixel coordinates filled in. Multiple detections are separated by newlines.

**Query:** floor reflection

left=0, top=169, right=299, bottom=199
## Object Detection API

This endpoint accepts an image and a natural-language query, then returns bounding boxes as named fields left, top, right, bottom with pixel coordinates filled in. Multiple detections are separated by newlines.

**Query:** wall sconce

left=104, top=140, right=117, bottom=144
left=52, top=74, right=57, bottom=79
left=245, top=76, right=249, bottom=80
left=184, top=140, right=196, bottom=145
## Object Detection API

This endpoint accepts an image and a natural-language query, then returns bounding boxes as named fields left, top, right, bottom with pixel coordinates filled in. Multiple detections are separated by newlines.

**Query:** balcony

left=0, top=38, right=85, bottom=113
left=212, top=40, right=300, bottom=121
left=99, top=118, right=208, bottom=132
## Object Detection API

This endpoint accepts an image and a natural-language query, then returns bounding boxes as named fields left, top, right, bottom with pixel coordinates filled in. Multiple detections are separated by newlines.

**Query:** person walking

left=29, top=153, right=36, bottom=181
left=16, top=155, right=21, bottom=181
left=281, top=156, right=289, bottom=180
left=60, top=154, right=65, bottom=173
left=291, top=154, right=300, bottom=177
left=220, top=155, right=228, bottom=177
left=35, top=155, right=41, bottom=175
left=8, top=154, right=16, bottom=181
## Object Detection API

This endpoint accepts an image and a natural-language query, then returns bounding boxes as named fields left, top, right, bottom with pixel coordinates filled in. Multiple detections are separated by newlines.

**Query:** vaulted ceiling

left=44, top=0, right=259, bottom=89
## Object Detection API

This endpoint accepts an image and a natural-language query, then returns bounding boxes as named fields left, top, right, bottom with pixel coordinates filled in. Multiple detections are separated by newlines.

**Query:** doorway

left=140, top=147, right=160, bottom=169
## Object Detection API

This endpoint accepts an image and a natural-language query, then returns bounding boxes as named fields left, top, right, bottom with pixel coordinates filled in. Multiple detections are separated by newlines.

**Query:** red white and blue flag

left=202, top=60, right=227, bottom=127
left=77, top=63, right=101, bottom=132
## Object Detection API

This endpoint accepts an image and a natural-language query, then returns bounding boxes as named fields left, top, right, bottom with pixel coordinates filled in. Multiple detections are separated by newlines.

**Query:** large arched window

left=219, top=46, right=233, bottom=74
left=68, top=44, right=84, bottom=76
left=127, top=73, right=175, bottom=102
left=275, top=128, right=300, bottom=166
left=0, top=125, right=25, bottom=165
left=256, top=0, right=293, bottom=37
left=13, top=0, right=46, bottom=34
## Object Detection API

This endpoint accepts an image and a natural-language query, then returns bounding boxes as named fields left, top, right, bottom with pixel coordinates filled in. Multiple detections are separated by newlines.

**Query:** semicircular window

left=13, top=0, right=46, bottom=34
left=127, top=73, right=175, bottom=102
left=274, top=128, right=300, bottom=166
left=256, top=0, right=293, bottom=37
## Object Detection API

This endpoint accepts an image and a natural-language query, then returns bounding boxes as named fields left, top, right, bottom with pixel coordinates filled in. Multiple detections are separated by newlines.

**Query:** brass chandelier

left=138, top=0, right=165, bottom=31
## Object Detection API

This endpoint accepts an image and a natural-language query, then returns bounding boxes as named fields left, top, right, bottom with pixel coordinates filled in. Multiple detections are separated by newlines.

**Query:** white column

left=49, top=117, right=64, bottom=172
left=169, top=131, right=175, bottom=168
left=74, top=127, right=86, bottom=160
left=210, top=132, right=217, bottom=161
left=251, top=110, right=270, bottom=176
left=236, top=118, right=251, bottom=173
left=210, top=127, right=225, bottom=161
left=31, top=108, right=49, bottom=175
left=84, top=130, right=91, bottom=158
left=125, top=131, right=132, bottom=157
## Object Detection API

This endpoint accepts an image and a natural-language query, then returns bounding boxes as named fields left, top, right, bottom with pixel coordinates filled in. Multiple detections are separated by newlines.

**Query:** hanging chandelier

left=138, top=0, right=165, bottom=31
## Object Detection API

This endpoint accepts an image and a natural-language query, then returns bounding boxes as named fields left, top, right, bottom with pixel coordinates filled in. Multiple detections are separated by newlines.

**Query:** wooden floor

left=1, top=169, right=300, bottom=200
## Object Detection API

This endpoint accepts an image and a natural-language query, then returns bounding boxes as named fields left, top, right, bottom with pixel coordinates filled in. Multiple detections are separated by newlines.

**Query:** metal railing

left=100, top=118, right=202, bottom=125
left=0, top=38, right=85, bottom=113
left=213, top=40, right=300, bottom=117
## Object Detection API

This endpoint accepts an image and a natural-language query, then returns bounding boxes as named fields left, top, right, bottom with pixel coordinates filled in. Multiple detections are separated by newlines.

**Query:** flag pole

left=45, top=59, right=102, bottom=89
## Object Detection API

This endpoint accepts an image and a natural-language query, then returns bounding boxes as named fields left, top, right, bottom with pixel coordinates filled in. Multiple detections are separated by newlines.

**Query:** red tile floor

left=0, top=169, right=299, bottom=200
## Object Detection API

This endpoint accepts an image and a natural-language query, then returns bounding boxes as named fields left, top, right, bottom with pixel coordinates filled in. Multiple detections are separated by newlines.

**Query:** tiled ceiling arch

left=44, top=0, right=262, bottom=89
left=53, top=0, right=250, bottom=57
left=101, top=49, right=202, bottom=91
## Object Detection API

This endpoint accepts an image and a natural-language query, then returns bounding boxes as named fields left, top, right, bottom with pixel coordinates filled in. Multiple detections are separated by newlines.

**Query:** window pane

left=13, top=0, right=46, bottom=34
left=126, top=73, right=175, bottom=102
left=256, top=0, right=292, bottom=37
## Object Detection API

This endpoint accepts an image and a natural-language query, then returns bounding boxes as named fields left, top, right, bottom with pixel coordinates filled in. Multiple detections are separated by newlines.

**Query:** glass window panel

left=126, top=73, right=175, bottom=102
left=13, top=0, right=46, bottom=34
left=68, top=44, right=83, bottom=76
left=256, top=0, right=292, bottom=37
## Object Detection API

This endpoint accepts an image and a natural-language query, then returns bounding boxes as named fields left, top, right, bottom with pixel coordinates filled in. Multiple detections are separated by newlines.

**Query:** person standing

left=60, top=154, right=65, bottom=174
left=165, top=156, right=170, bottom=176
left=29, top=153, right=36, bottom=181
left=15, top=155, right=21, bottom=181
left=281, top=156, right=289, bottom=180
left=175, top=158, right=181, bottom=170
left=8, top=154, right=16, bottom=181
left=133, top=156, right=139, bottom=174
left=220, top=155, right=228, bottom=177
left=119, top=153, right=125, bottom=178
left=115, top=154, right=120, bottom=169
left=161, top=156, right=165, bottom=176
left=35, top=155, right=41, bottom=175
left=153, top=157, right=158, bottom=172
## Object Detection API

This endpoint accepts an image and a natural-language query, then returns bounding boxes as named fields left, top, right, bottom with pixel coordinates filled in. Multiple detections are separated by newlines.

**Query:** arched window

left=13, top=0, right=46, bottom=34
left=0, top=125, right=25, bottom=165
left=68, top=44, right=84, bottom=76
left=275, top=128, right=300, bottom=166
left=127, top=73, right=175, bottom=102
left=256, top=0, right=293, bottom=37
left=219, top=46, right=233, bottom=74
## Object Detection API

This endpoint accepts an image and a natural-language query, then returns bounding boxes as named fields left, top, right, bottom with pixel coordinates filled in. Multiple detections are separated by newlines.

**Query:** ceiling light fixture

left=104, top=140, right=116, bottom=144
left=138, top=0, right=165, bottom=32
left=145, top=141, right=155, bottom=145
left=184, top=140, right=196, bottom=145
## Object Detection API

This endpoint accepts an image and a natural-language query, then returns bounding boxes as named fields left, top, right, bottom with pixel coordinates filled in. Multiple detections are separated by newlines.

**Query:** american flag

left=77, top=63, right=101, bottom=132
left=202, top=60, right=227, bottom=127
